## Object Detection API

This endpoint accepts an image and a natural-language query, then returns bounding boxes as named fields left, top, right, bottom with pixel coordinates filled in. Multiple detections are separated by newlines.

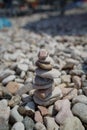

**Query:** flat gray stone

left=2, top=75, right=16, bottom=85
left=0, top=69, right=15, bottom=82
left=33, top=81, right=54, bottom=90
left=35, top=68, right=61, bottom=79
left=33, top=76, right=53, bottom=86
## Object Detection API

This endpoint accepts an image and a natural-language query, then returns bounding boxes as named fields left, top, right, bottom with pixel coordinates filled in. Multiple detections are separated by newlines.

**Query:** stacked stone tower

left=33, top=49, right=62, bottom=106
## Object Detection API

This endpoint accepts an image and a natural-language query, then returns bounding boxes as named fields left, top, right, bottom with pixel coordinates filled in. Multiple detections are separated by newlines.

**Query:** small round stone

left=17, top=63, right=29, bottom=72
left=38, top=49, right=48, bottom=60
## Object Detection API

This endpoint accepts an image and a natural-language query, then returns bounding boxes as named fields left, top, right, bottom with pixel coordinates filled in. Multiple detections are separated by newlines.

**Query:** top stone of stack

left=38, top=49, right=48, bottom=60
left=36, top=49, right=53, bottom=71
left=35, top=49, right=61, bottom=79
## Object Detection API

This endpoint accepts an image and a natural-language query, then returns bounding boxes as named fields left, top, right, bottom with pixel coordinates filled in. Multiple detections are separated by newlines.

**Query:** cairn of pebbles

left=33, top=49, right=62, bottom=106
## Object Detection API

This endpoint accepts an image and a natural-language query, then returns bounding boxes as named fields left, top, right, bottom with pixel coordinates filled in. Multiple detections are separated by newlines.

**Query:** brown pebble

left=6, top=82, right=19, bottom=95
left=38, top=106, right=48, bottom=116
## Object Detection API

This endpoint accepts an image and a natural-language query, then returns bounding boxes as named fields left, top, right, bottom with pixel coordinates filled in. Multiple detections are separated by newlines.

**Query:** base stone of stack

left=33, top=87, right=62, bottom=106
left=34, top=87, right=54, bottom=99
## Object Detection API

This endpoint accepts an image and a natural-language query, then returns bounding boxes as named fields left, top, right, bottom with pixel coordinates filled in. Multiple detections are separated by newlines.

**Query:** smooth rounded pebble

left=44, top=116, right=59, bottom=130
left=34, top=122, right=46, bottom=130
left=2, top=75, right=16, bottom=85
left=60, top=116, right=85, bottom=130
left=11, top=122, right=25, bottom=130
left=72, top=103, right=87, bottom=124
left=72, top=95, right=87, bottom=105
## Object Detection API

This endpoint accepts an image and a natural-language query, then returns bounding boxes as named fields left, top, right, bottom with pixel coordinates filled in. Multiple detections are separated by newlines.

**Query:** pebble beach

left=0, top=7, right=87, bottom=130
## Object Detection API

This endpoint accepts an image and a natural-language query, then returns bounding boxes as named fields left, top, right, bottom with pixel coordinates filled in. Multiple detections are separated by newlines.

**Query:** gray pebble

left=23, top=116, right=35, bottom=130
left=2, top=75, right=16, bottom=85
left=11, top=122, right=25, bottom=130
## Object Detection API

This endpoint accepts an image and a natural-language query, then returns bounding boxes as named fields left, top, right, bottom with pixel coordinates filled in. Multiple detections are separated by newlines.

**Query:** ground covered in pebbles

left=0, top=7, right=87, bottom=130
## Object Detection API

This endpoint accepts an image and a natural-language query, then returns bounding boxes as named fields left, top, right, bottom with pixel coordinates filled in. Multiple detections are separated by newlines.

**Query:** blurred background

left=0, top=0, right=86, bottom=16
left=0, top=0, right=87, bottom=35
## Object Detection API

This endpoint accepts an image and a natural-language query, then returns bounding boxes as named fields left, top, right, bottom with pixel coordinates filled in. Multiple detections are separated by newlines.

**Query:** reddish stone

left=34, top=111, right=43, bottom=123
left=61, top=87, right=77, bottom=100
left=38, top=49, right=48, bottom=60
left=38, top=106, right=48, bottom=116
left=55, top=99, right=73, bottom=125
left=6, top=82, right=19, bottom=95
left=72, top=76, right=81, bottom=89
